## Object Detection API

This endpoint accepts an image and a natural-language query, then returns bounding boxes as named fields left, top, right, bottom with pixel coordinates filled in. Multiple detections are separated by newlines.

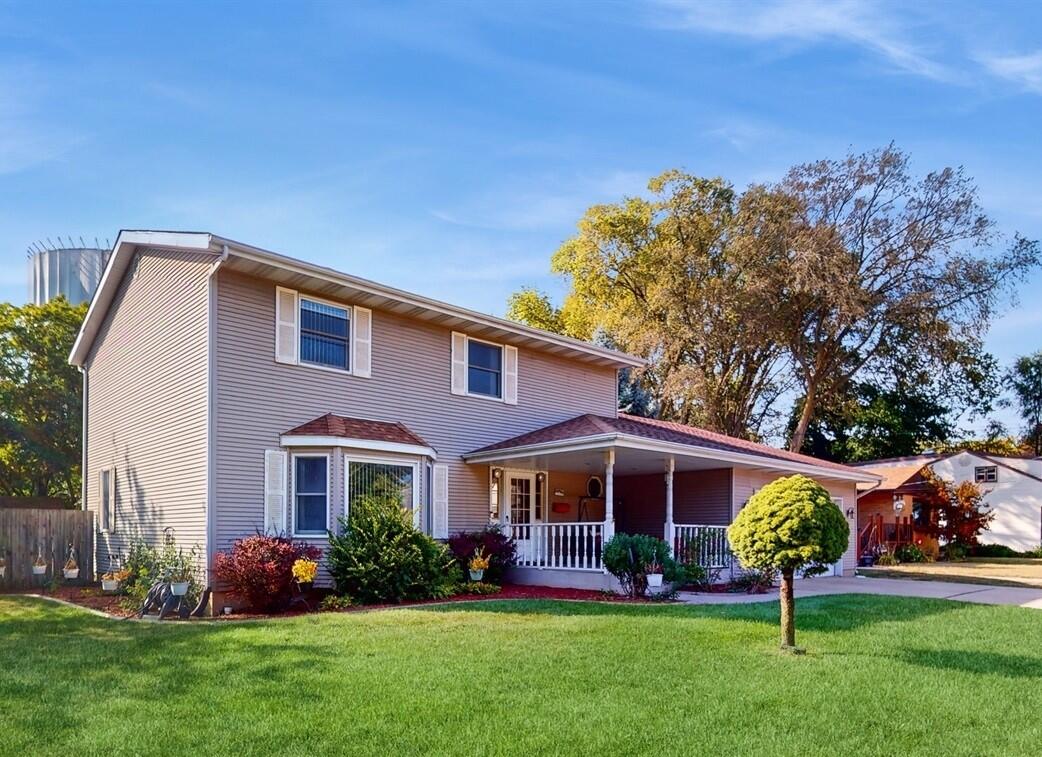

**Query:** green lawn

left=2, top=595, right=1042, bottom=756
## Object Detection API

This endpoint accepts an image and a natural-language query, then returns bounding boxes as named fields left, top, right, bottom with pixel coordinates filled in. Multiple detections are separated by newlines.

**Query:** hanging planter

left=32, top=558, right=47, bottom=576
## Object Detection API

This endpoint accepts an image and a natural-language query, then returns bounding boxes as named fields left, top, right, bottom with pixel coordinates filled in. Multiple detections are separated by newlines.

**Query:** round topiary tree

left=727, top=474, right=849, bottom=651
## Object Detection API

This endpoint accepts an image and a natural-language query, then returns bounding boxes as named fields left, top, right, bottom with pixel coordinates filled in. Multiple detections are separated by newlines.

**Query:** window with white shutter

left=99, top=468, right=113, bottom=532
left=432, top=464, right=449, bottom=539
left=451, top=333, right=516, bottom=403
left=264, top=449, right=288, bottom=533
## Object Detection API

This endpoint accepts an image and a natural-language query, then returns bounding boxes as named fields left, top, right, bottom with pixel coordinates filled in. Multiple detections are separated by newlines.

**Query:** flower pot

left=64, top=568, right=79, bottom=580
left=0, top=565, right=6, bottom=579
left=32, top=564, right=46, bottom=576
left=646, top=573, right=664, bottom=589
left=101, top=579, right=119, bottom=592
left=297, top=581, right=313, bottom=593
left=170, top=581, right=189, bottom=596
left=469, top=569, right=484, bottom=581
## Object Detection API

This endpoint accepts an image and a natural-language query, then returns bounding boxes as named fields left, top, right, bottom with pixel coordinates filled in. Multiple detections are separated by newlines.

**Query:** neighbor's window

left=974, top=466, right=998, bottom=484
left=293, top=456, right=328, bottom=535
left=99, top=468, right=112, bottom=531
left=347, top=461, right=416, bottom=516
left=300, top=298, right=350, bottom=370
left=467, top=340, right=502, bottom=398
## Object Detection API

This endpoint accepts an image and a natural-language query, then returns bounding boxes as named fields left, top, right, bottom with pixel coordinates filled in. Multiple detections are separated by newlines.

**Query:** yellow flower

left=468, top=549, right=490, bottom=571
left=292, top=558, right=318, bottom=584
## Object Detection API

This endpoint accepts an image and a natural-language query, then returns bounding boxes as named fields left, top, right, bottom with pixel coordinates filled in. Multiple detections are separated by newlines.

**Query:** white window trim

left=465, top=335, right=506, bottom=403
left=280, top=434, right=436, bottom=459
left=298, top=294, right=352, bottom=374
left=974, top=465, right=998, bottom=483
left=344, top=454, right=422, bottom=530
left=99, top=467, right=112, bottom=533
left=291, top=452, right=331, bottom=538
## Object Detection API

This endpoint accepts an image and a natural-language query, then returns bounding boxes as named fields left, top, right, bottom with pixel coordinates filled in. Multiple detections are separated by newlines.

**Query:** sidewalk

left=677, top=576, right=1042, bottom=609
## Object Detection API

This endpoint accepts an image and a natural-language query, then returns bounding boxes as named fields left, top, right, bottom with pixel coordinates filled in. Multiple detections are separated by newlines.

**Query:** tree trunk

left=779, top=567, right=796, bottom=650
left=788, top=380, right=817, bottom=453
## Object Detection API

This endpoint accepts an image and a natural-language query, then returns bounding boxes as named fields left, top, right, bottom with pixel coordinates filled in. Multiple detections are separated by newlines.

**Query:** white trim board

left=280, top=435, right=437, bottom=460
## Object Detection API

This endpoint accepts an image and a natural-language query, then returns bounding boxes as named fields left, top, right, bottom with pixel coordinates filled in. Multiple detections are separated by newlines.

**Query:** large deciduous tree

left=0, top=297, right=87, bottom=507
left=1007, top=351, right=1042, bottom=456
left=508, top=171, right=790, bottom=439
left=773, top=145, right=1039, bottom=452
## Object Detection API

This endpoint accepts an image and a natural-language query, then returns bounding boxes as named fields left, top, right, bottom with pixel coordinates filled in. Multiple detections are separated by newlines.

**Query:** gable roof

left=466, top=412, right=877, bottom=482
left=855, top=450, right=1042, bottom=491
left=69, top=230, right=644, bottom=369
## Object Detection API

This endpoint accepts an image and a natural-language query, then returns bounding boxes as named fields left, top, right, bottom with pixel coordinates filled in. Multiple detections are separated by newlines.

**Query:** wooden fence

left=0, top=508, right=95, bottom=589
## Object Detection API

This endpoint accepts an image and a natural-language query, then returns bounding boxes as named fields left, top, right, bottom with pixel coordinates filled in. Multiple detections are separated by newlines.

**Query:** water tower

left=27, top=237, right=111, bottom=306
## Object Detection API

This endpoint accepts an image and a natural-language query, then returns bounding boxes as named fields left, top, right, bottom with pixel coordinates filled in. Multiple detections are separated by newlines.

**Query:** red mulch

left=5, top=582, right=654, bottom=621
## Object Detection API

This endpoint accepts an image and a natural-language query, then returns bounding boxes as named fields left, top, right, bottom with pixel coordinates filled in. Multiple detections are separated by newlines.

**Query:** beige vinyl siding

left=213, top=270, right=619, bottom=549
left=84, top=248, right=213, bottom=572
left=731, top=468, right=858, bottom=574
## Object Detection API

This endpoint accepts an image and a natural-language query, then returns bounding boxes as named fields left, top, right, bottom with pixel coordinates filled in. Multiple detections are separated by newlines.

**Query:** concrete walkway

left=677, top=576, right=1042, bottom=609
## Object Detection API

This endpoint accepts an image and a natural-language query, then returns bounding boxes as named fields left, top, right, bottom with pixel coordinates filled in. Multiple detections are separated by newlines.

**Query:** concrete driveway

left=677, top=576, right=1042, bottom=609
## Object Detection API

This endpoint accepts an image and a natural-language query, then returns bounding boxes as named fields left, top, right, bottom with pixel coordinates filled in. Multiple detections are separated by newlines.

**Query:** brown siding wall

left=613, top=468, right=732, bottom=538
left=213, top=270, right=620, bottom=549
left=84, top=248, right=214, bottom=572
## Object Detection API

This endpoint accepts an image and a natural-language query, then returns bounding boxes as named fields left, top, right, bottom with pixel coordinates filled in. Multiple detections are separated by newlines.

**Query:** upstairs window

left=300, top=298, right=350, bottom=370
left=467, top=340, right=503, bottom=399
left=974, top=466, right=998, bottom=484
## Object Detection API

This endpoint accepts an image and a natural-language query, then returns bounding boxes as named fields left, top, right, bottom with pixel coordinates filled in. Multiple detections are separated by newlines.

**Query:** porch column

left=603, top=449, right=615, bottom=543
left=664, top=456, right=675, bottom=554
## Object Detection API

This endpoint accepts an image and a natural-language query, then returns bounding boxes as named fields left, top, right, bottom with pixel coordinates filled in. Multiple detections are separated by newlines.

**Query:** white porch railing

left=508, top=522, right=604, bottom=571
left=672, top=524, right=732, bottom=569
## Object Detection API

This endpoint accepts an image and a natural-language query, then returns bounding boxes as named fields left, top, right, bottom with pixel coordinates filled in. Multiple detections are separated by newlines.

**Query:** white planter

left=170, top=581, right=189, bottom=596
left=32, top=564, right=46, bottom=575
left=646, top=573, right=664, bottom=589
left=64, top=568, right=80, bottom=580
left=469, top=569, right=484, bottom=581
left=101, top=579, right=119, bottom=592
left=0, top=565, right=6, bottom=578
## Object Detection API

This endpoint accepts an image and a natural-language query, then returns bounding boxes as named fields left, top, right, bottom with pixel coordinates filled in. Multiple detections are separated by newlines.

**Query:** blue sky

left=1, top=0, right=1040, bottom=433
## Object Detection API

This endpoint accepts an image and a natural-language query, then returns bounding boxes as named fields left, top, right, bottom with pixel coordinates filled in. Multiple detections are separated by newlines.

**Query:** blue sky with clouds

left=1, top=0, right=1040, bottom=432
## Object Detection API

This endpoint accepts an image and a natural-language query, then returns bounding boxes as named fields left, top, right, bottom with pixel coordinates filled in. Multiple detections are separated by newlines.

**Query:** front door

left=505, top=473, right=542, bottom=563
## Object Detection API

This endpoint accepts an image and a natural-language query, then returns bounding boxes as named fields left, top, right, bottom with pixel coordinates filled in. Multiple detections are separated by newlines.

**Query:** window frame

left=344, top=454, right=421, bottom=530
left=465, top=336, right=504, bottom=401
left=974, top=465, right=998, bottom=484
left=99, top=467, right=112, bottom=533
left=291, top=452, right=331, bottom=538
left=298, top=294, right=352, bottom=374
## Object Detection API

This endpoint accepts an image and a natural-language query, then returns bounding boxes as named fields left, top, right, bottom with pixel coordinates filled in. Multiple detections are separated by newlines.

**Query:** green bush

left=875, top=552, right=899, bottom=566
left=602, top=533, right=677, bottom=598
left=326, top=494, right=459, bottom=604
left=730, top=567, right=776, bottom=593
left=894, top=544, right=931, bottom=563
left=455, top=581, right=502, bottom=596
left=973, top=543, right=1021, bottom=558
left=319, top=594, right=353, bottom=612
left=945, top=543, right=969, bottom=561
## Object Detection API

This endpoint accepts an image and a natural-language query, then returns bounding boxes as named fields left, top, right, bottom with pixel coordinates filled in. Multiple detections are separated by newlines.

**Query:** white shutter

left=275, top=287, right=298, bottom=364
left=503, top=345, right=518, bottom=405
left=450, top=332, right=467, bottom=395
left=352, top=306, right=372, bottom=378
left=432, top=464, right=449, bottom=539
left=108, top=468, right=117, bottom=533
left=264, top=450, right=288, bottom=533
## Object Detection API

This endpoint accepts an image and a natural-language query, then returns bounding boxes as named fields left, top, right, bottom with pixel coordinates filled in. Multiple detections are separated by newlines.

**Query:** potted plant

left=32, top=555, right=47, bottom=575
left=168, top=564, right=192, bottom=596
left=646, top=560, right=664, bottom=589
left=292, top=556, right=318, bottom=590
left=63, top=557, right=79, bottom=580
left=101, top=571, right=120, bottom=592
left=469, top=549, right=490, bottom=581
left=0, top=554, right=6, bottom=579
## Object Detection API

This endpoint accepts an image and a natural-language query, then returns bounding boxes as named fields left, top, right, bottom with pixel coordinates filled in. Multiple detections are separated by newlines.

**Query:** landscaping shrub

left=319, top=594, right=353, bottom=612
left=326, top=494, right=459, bottom=604
left=730, top=567, right=776, bottom=593
left=602, top=533, right=677, bottom=598
left=213, top=533, right=321, bottom=612
left=1024, top=545, right=1042, bottom=559
left=447, top=528, right=517, bottom=584
left=945, top=542, right=969, bottom=561
left=119, top=533, right=204, bottom=609
left=895, top=544, right=931, bottom=563
left=455, top=581, right=502, bottom=596
left=973, top=543, right=1021, bottom=558
left=875, top=551, right=899, bottom=566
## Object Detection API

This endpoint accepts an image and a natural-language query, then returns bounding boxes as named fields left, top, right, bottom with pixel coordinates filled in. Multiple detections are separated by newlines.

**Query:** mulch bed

left=4, top=582, right=656, bottom=621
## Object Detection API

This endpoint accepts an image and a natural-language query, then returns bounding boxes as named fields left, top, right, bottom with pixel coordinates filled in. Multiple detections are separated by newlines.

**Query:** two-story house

left=70, top=231, right=877, bottom=602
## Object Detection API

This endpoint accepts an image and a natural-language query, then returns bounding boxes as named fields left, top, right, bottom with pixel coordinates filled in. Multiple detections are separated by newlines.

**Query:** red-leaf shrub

left=447, top=528, right=517, bottom=584
left=213, top=534, right=321, bottom=612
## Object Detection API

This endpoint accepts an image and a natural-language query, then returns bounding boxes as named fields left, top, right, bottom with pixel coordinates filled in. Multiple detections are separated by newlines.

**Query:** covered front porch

left=463, top=413, right=875, bottom=589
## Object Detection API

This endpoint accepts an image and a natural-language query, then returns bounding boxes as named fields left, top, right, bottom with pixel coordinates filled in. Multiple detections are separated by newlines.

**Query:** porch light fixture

left=893, top=495, right=904, bottom=514
left=845, top=507, right=855, bottom=519
left=536, top=472, right=546, bottom=483
left=491, top=468, right=502, bottom=481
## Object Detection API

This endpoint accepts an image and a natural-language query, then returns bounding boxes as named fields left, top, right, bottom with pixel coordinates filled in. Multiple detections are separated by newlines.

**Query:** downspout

left=203, top=244, right=230, bottom=597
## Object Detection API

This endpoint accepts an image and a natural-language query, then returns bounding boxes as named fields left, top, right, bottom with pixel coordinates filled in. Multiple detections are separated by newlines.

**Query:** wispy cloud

left=977, top=49, right=1042, bottom=94
left=0, top=65, right=85, bottom=174
left=649, top=0, right=953, bottom=82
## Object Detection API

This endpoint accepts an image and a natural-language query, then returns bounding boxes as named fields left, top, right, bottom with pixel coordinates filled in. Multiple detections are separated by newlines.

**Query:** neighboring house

left=70, top=230, right=878, bottom=603
left=853, top=451, right=1042, bottom=556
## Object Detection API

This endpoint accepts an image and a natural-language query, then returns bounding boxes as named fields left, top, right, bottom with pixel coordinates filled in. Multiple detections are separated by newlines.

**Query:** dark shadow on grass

left=897, top=647, right=1042, bottom=679
left=414, top=593, right=968, bottom=633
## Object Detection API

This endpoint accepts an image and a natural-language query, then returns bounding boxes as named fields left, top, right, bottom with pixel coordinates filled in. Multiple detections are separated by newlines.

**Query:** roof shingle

left=284, top=413, right=430, bottom=448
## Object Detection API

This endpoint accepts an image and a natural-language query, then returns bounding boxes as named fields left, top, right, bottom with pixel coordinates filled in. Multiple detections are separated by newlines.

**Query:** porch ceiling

left=481, top=444, right=784, bottom=477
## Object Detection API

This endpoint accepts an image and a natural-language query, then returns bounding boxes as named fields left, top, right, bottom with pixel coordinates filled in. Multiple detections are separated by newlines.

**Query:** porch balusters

left=510, top=522, right=604, bottom=571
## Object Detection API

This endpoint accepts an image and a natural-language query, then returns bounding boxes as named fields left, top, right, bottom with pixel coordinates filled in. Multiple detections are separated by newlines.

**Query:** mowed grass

left=2, top=595, right=1042, bottom=756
